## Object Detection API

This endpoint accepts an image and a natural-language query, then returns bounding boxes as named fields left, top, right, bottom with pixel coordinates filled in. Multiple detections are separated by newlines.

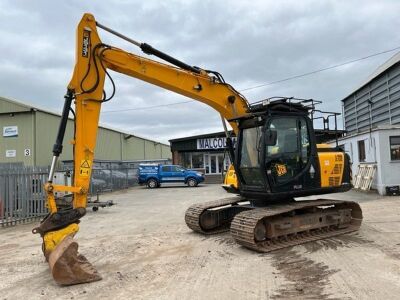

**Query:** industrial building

left=337, top=52, right=400, bottom=195
left=0, top=96, right=171, bottom=167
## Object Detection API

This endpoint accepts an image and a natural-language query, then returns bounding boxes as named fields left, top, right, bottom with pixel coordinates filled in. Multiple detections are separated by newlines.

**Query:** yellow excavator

left=32, top=13, right=362, bottom=285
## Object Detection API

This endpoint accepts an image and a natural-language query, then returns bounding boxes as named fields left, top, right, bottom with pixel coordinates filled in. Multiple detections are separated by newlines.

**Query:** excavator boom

left=33, top=13, right=249, bottom=285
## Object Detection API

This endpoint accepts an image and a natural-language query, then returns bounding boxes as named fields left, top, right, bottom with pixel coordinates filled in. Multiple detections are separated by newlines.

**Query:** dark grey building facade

left=343, top=52, right=400, bottom=133
left=338, top=52, right=400, bottom=195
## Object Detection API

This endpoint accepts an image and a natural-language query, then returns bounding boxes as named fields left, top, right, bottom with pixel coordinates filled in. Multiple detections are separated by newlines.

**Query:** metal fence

left=0, top=159, right=171, bottom=227
left=89, top=166, right=138, bottom=194
left=62, top=159, right=171, bottom=194
left=0, top=166, right=48, bottom=227
left=0, top=164, right=136, bottom=227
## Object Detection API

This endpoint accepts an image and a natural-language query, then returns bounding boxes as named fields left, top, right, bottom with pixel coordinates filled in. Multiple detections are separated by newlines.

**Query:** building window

left=192, top=153, right=204, bottom=169
left=390, top=136, right=400, bottom=160
left=358, top=140, right=366, bottom=162
left=182, top=152, right=191, bottom=168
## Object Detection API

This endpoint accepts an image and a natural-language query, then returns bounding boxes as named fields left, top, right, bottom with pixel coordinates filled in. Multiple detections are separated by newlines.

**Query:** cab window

left=171, top=166, right=185, bottom=172
left=266, top=117, right=310, bottom=184
left=161, top=166, right=170, bottom=172
left=239, top=126, right=264, bottom=186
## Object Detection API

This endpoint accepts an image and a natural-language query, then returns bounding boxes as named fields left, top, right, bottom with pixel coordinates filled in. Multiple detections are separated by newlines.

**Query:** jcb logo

left=82, top=30, right=90, bottom=57
left=275, top=164, right=287, bottom=176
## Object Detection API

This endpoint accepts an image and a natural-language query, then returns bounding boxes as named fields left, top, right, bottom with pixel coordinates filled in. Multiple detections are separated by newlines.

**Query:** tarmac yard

left=1, top=185, right=400, bottom=300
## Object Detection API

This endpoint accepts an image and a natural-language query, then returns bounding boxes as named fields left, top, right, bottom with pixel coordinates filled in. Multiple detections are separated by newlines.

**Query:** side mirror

left=265, top=129, right=277, bottom=146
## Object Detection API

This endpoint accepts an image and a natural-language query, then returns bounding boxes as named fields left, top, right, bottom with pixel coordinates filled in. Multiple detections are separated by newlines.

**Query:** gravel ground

left=1, top=184, right=400, bottom=300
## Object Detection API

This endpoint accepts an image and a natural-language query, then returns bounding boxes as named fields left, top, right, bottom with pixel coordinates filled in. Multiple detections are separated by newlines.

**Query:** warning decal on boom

left=80, top=160, right=91, bottom=177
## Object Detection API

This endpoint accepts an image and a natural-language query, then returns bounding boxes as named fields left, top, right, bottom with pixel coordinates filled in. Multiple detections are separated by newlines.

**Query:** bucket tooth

left=48, top=235, right=102, bottom=285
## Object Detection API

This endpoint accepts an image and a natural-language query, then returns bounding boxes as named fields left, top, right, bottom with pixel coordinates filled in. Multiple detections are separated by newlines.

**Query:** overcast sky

left=1, top=0, right=400, bottom=144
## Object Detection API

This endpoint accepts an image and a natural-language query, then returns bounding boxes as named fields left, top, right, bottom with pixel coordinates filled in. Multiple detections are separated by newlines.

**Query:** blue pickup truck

left=138, top=164, right=205, bottom=188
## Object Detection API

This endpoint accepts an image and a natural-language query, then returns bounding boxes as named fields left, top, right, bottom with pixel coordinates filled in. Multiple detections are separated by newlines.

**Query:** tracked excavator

left=32, top=13, right=362, bottom=285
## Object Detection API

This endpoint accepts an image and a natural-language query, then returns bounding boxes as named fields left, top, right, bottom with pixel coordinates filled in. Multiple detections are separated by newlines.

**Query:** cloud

left=1, top=0, right=399, bottom=144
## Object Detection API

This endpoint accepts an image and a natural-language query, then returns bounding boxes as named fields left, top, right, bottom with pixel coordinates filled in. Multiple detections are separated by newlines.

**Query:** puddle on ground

left=271, top=248, right=340, bottom=300
left=270, top=233, right=374, bottom=299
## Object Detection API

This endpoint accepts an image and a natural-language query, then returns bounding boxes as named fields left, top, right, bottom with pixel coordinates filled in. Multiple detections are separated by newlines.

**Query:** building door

left=207, top=154, right=224, bottom=174
left=222, top=153, right=231, bottom=173
left=217, top=153, right=224, bottom=174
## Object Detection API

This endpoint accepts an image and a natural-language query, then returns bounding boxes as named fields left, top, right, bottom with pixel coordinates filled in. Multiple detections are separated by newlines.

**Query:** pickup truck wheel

left=147, top=179, right=158, bottom=189
left=187, top=178, right=198, bottom=187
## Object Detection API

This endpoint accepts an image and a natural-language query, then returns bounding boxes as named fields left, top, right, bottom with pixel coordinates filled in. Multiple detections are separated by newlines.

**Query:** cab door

left=265, top=116, right=316, bottom=193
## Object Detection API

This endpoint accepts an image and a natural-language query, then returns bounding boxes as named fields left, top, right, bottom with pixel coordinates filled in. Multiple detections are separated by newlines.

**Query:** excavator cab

left=235, top=99, right=324, bottom=200
left=226, top=98, right=354, bottom=202
left=222, top=98, right=351, bottom=200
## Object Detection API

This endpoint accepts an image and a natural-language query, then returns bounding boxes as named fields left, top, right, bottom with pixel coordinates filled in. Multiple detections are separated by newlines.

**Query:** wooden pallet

left=353, top=164, right=376, bottom=191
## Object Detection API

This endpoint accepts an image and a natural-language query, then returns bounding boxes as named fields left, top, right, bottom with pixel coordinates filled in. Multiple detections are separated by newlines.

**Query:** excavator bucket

left=48, top=235, right=102, bottom=285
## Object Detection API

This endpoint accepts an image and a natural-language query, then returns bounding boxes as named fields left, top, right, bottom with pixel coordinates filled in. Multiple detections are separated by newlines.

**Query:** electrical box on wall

left=386, top=186, right=400, bottom=196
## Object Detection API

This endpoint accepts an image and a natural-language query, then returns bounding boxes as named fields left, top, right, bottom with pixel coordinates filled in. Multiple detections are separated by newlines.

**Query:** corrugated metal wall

left=122, top=136, right=145, bottom=160
left=35, top=111, right=74, bottom=166
left=95, top=128, right=123, bottom=160
left=0, top=98, right=171, bottom=166
left=343, top=62, right=400, bottom=133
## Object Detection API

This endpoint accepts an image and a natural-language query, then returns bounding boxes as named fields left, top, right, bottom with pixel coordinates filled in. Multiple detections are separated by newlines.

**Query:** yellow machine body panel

left=317, top=150, right=345, bottom=187
left=222, top=164, right=239, bottom=193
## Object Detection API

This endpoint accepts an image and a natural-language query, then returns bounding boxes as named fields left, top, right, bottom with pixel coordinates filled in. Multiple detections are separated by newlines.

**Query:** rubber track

left=230, top=199, right=362, bottom=252
left=185, top=197, right=244, bottom=235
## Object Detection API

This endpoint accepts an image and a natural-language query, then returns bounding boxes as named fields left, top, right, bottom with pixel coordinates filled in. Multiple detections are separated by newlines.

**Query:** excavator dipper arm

left=32, top=13, right=249, bottom=285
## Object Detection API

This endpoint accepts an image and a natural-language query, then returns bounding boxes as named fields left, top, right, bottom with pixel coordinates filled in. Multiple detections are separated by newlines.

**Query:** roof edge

left=341, top=51, right=400, bottom=102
